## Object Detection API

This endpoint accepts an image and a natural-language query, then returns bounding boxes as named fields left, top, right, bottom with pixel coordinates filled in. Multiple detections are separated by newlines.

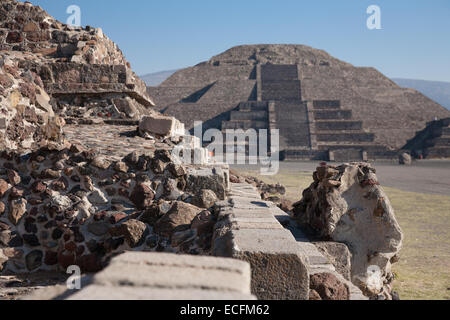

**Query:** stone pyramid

left=150, top=44, right=450, bottom=160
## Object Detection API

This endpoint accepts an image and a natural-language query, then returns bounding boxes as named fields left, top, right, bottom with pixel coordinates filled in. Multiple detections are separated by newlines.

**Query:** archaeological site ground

left=0, top=0, right=448, bottom=307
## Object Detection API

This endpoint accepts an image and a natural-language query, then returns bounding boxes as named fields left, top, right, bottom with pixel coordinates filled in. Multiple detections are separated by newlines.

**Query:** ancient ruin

left=402, top=117, right=450, bottom=159
left=0, top=0, right=155, bottom=137
left=150, top=45, right=450, bottom=161
left=1, top=0, right=408, bottom=301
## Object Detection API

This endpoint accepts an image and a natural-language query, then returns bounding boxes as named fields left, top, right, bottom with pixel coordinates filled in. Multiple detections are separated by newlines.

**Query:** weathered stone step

left=274, top=208, right=367, bottom=300
left=314, top=110, right=352, bottom=120
left=222, top=120, right=268, bottom=130
left=282, top=149, right=329, bottom=161
left=261, top=81, right=302, bottom=101
left=213, top=183, right=367, bottom=300
left=238, top=101, right=269, bottom=111
left=261, top=64, right=299, bottom=81
left=427, top=136, right=450, bottom=146
left=230, top=110, right=268, bottom=121
left=313, top=100, right=341, bottom=109
left=316, top=141, right=381, bottom=148
left=315, top=120, right=363, bottom=131
left=316, top=132, right=375, bottom=143
left=213, top=184, right=309, bottom=300
left=426, top=147, right=450, bottom=158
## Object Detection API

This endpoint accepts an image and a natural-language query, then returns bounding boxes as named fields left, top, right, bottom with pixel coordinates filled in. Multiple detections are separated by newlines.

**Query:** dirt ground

left=233, top=159, right=450, bottom=196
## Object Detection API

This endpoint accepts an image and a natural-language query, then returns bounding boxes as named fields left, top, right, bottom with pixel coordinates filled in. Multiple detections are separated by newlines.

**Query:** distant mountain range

left=392, top=78, right=450, bottom=110
left=140, top=70, right=178, bottom=86
left=140, top=71, right=450, bottom=111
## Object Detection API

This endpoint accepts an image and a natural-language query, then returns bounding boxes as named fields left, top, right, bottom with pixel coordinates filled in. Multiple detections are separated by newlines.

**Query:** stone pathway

left=64, top=124, right=171, bottom=161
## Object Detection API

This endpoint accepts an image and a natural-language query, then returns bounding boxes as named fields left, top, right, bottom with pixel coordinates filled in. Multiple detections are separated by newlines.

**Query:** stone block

left=93, top=252, right=251, bottom=295
left=139, top=114, right=185, bottom=137
left=214, top=226, right=309, bottom=300
left=67, top=286, right=256, bottom=300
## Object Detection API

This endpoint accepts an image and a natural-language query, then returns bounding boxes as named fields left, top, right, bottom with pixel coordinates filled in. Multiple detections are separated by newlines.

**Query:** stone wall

left=0, top=142, right=229, bottom=274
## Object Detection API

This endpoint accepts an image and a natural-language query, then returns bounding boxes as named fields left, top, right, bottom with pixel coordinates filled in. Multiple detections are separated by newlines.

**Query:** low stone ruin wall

left=0, top=142, right=229, bottom=274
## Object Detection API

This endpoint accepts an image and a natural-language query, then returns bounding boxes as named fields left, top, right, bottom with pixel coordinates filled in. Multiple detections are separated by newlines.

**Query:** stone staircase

left=403, top=117, right=450, bottom=158
left=220, top=64, right=398, bottom=161
left=313, top=100, right=384, bottom=160
left=221, top=102, right=269, bottom=131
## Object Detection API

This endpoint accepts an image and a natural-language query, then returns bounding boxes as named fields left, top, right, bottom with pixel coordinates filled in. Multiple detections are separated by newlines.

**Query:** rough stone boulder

left=154, top=201, right=203, bottom=237
left=293, top=163, right=403, bottom=298
left=399, top=152, right=412, bottom=165
left=310, top=273, right=350, bottom=300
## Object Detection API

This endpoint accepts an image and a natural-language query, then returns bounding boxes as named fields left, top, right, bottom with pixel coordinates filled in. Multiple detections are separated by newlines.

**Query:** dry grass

left=233, top=167, right=450, bottom=300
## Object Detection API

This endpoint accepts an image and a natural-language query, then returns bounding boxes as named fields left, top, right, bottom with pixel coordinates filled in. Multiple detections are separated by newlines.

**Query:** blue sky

left=31, top=0, right=450, bottom=81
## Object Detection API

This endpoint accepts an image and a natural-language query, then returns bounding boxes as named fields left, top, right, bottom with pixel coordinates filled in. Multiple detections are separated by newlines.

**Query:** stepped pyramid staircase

left=403, top=118, right=450, bottom=159
left=221, top=64, right=397, bottom=161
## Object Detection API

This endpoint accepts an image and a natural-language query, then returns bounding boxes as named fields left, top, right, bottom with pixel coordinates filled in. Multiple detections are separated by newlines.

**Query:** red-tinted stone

left=0, top=179, right=8, bottom=198
left=58, top=251, right=76, bottom=269
left=109, top=212, right=127, bottom=224
left=44, top=251, right=58, bottom=265
left=129, top=183, right=154, bottom=210
left=75, top=253, right=103, bottom=273
left=64, top=241, right=77, bottom=252
left=310, top=273, right=350, bottom=301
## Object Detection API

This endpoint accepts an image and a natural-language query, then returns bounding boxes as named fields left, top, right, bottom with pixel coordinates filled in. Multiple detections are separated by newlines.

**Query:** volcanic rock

left=154, top=201, right=203, bottom=237
left=310, top=273, right=350, bottom=300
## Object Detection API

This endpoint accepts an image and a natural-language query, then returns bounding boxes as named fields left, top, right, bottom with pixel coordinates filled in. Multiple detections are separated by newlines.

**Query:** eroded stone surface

left=0, top=143, right=224, bottom=274
left=293, top=163, right=403, bottom=299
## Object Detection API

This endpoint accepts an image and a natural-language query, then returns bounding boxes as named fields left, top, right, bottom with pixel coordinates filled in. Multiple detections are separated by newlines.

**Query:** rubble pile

left=0, top=51, right=64, bottom=152
left=0, top=0, right=155, bottom=126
